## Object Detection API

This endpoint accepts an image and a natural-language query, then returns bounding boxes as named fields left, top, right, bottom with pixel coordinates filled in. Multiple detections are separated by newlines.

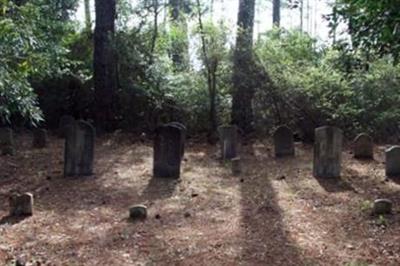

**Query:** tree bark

left=196, top=0, right=218, bottom=141
left=84, top=0, right=91, bottom=31
left=169, top=0, right=189, bottom=71
left=93, top=0, right=117, bottom=131
left=231, top=0, right=256, bottom=134
left=273, top=0, right=281, bottom=27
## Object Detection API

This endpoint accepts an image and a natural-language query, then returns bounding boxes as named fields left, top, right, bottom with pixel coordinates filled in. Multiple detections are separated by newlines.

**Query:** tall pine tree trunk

left=169, top=0, right=189, bottom=71
left=273, top=0, right=281, bottom=27
left=231, top=0, right=256, bottom=134
left=94, top=0, right=117, bottom=131
left=84, top=0, right=91, bottom=31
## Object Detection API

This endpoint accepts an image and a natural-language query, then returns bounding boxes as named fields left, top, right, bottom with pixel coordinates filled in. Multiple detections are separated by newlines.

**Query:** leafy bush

left=255, top=28, right=400, bottom=141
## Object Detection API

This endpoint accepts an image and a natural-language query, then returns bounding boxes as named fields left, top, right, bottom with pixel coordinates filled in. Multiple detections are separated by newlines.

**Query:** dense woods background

left=1, top=0, right=400, bottom=141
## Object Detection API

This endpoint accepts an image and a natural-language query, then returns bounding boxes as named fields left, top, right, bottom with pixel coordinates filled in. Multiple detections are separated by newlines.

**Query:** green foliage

left=360, top=200, right=372, bottom=212
left=255, top=28, right=400, bottom=139
left=330, top=0, right=400, bottom=61
left=0, top=0, right=78, bottom=125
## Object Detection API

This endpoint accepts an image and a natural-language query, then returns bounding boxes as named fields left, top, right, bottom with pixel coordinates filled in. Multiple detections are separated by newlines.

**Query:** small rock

left=276, top=175, right=286, bottom=180
left=155, top=214, right=161, bottom=219
left=372, top=199, right=392, bottom=215
left=191, top=193, right=199, bottom=198
left=184, top=212, right=191, bottom=218
left=15, top=258, right=25, bottom=266
left=129, top=205, right=147, bottom=220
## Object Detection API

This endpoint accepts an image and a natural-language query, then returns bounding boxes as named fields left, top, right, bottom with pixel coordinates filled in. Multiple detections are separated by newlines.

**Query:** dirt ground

left=1, top=132, right=400, bottom=266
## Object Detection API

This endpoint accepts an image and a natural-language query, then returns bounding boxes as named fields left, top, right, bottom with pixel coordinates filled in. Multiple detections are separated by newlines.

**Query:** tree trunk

left=196, top=0, right=218, bottom=141
left=84, top=0, right=91, bottom=31
left=149, top=0, right=159, bottom=64
left=169, top=0, right=189, bottom=71
left=231, top=0, right=256, bottom=134
left=299, top=0, right=304, bottom=32
left=93, top=0, right=117, bottom=131
left=273, top=0, right=280, bottom=27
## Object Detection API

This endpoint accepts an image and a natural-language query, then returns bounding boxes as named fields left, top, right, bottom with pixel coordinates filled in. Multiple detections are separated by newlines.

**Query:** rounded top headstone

left=166, top=122, right=186, bottom=131
left=386, top=145, right=400, bottom=155
left=273, top=125, right=294, bottom=157
left=353, top=133, right=373, bottom=159
left=273, top=125, right=292, bottom=136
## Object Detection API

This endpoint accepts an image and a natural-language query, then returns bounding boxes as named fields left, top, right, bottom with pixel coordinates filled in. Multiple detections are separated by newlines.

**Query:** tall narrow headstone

left=153, top=124, right=185, bottom=178
left=59, top=115, right=75, bottom=138
left=313, top=126, right=343, bottom=178
left=273, top=126, right=295, bottom=157
left=32, top=128, right=47, bottom=149
left=218, top=125, right=238, bottom=160
left=353, top=133, right=373, bottom=159
left=64, top=121, right=95, bottom=177
left=166, top=122, right=186, bottom=158
left=385, top=146, right=400, bottom=176
left=231, top=157, right=242, bottom=176
left=0, top=128, right=15, bottom=155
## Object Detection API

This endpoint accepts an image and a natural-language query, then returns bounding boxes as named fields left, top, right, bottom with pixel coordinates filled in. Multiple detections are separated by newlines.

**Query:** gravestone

left=313, top=126, right=343, bottom=178
left=64, top=120, right=95, bottom=177
left=166, top=122, right=186, bottom=158
left=0, top=128, right=15, bottom=155
left=32, top=128, right=47, bottom=149
left=385, top=146, right=400, bottom=176
left=153, top=124, right=185, bottom=178
left=231, top=157, right=242, bottom=176
left=372, top=199, right=392, bottom=215
left=218, top=125, right=239, bottom=160
left=58, top=115, right=75, bottom=138
left=273, top=126, right=295, bottom=157
left=129, top=205, right=147, bottom=220
left=353, top=133, right=373, bottom=159
left=9, top=193, right=33, bottom=216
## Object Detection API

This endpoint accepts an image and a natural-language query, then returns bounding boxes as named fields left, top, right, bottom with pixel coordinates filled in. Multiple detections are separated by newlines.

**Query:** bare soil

left=1, top=132, right=400, bottom=266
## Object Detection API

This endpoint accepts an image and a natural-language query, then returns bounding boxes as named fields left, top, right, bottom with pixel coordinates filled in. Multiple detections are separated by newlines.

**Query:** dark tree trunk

left=231, top=0, right=256, bottom=134
left=84, top=0, right=91, bottom=31
left=273, top=0, right=281, bottom=27
left=94, top=0, right=117, bottom=131
left=169, top=0, right=189, bottom=71
left=196, top=0, right=218, bottom=142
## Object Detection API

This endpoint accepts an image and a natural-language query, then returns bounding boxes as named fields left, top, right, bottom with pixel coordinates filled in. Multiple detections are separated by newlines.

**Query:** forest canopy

left=1, top=0, right=400, bottom=141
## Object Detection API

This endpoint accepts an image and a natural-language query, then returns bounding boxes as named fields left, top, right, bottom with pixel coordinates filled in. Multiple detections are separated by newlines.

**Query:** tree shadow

left=139, top=177, right=178, bottom=202
left=239, top=144, right=312, bottom=265
left=0, top=215, right=30, bottom=225
left=313, top=175, right=355, bottom=193
left=386, top=175, right=400, bottom=185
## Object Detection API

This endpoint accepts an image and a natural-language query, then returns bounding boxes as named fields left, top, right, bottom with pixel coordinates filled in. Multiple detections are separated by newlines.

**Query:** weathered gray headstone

left=273, top=126, right=295, bottom=157
left=218, top=125, right=239, bottom=160
left=9, top=193, right=33, bottom=216
left=32, top=128, right=47, bottom=149
left=64, top=120, right=95, bottom=177
left=313, top=126, right=343, bottom=178
left=353, top=133, right=373, bottom=159
left=0, top=128, right=15, bottom=155
left=372, top=199, right=392, bottom=215
left=385, top=146, right=400, bottom=176
left=231, top=157, right=242, bottom=176
left=166, top=122, right=186, bottom=158
left=58, top=115, right=75, bottom=138
left=129, top=205, right=147, bottom=220
left=153, top=124, right=185, bottom=178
